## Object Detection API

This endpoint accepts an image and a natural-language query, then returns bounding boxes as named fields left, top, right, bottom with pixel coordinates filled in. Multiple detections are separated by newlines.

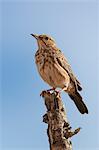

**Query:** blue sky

left=1, top=0, right=99, bottom=150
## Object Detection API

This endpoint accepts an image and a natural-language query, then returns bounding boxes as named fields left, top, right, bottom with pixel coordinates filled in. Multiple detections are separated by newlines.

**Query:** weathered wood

left=41, top=91, right=80, bottom=150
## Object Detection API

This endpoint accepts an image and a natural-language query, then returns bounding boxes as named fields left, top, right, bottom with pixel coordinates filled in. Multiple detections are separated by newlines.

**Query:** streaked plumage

left=31, top=34, right=88, bottom=114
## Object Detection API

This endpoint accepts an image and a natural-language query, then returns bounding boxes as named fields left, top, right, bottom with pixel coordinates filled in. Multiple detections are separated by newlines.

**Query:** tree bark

left=41, top=91, right=80, bottom=150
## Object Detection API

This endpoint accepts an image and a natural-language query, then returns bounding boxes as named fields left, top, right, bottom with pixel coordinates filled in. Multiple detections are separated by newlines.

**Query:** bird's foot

left=48, top=88, right=62, bottom=96
left=41, top=87, right=67, bottom=96
left=54, top=87, right=68, bottom=96
left=40, top=87, right=67, bottom=97
left=40, top=88, right=56, bottom=96
left=54, top=90, right=61, bottom=97
left=47, top=87, right=56, bottom=92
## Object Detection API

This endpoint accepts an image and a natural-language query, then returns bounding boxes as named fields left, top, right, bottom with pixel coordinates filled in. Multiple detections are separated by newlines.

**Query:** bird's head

left=31, top=34, right=56, bottom=49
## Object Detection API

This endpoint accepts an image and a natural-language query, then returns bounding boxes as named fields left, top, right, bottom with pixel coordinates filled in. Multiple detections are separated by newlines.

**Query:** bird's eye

left=45, top=37, right=49, bottom=40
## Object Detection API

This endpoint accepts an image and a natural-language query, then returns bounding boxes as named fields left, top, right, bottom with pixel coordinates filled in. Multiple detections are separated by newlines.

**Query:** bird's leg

left=60, top=82, right=69, bottom=93
left=56, top=87, right=67, bottom=96
left=59, top=87, right=68, bottom=93
left=56, top=83, right=69, bottom=96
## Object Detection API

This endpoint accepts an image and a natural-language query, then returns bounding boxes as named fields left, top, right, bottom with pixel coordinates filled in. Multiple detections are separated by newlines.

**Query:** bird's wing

left=56, top=51, right=82, bottom=91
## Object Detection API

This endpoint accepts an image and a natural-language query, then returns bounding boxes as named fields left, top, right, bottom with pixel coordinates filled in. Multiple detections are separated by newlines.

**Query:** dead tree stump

left=41, top=91, right=80, bottom=150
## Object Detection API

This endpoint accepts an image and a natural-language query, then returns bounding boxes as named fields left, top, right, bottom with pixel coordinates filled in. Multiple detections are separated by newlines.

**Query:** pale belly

left=36, top=58, right=70, bottom=89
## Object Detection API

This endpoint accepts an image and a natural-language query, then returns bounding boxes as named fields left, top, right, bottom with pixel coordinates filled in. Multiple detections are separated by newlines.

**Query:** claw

left=40, top=88, right=56, bottom=96
left=40, top=90, right=51, bottom=97
left=40, top=87, right=67, bottom=97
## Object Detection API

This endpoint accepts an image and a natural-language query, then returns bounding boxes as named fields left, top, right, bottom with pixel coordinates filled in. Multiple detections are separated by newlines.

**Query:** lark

left=31, top=34, right=88, bottom=114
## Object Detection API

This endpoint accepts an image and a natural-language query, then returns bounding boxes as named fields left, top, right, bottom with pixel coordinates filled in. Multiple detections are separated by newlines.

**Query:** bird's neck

left=38, top=44, right=58, bottom=52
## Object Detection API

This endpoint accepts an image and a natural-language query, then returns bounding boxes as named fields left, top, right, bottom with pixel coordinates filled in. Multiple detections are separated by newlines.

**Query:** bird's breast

left=35, top=50, right=55, bottom=71
left=35, top=51, right=55, bottom=86
left=35, top=50, right=70, bottom=88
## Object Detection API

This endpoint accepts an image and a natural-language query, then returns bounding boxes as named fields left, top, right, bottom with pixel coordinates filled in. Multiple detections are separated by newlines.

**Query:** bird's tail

left=68, top=91, right=88, bottom=114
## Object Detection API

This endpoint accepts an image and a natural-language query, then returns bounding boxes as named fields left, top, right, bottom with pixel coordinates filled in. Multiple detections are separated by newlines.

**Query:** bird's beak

left=31, top=34, right=39, bottom=40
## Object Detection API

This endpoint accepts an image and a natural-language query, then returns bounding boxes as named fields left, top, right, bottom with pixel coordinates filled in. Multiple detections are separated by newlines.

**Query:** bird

left=31, top=34, right=88, bottom=114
